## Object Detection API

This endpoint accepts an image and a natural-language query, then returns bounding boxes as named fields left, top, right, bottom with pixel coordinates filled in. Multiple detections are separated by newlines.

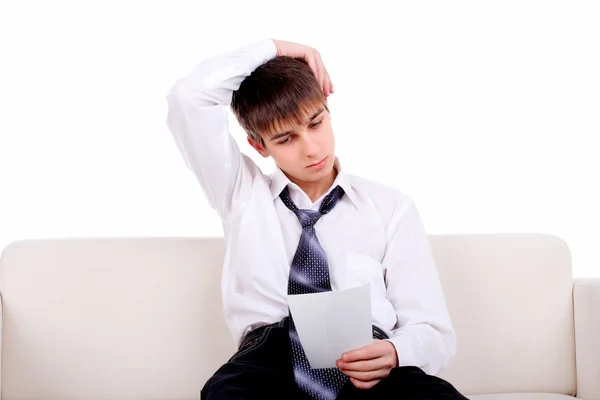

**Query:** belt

left=372, top=324, right=390, bottom=340
left=244, top=317, right=390, bottom=343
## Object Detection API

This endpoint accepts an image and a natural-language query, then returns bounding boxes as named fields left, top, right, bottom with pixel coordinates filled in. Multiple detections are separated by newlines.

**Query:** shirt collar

left=269, top=157, right=360, bottom=210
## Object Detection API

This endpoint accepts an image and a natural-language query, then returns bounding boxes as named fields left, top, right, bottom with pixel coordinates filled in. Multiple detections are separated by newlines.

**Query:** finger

left=341, top=368, right=387, bottom=382
left=315, top=52, right=328, bottom=94
left=342, top=344, right=387, bottom=363
left=322, top=76, right=330, bottom=97
left=309, top=53, right=323, bottom=87
left=315, top=58, right=325, bottom=92
left=350, top=377, right=380, bottom=390
left=306, top=57, right=321, bottom=86
left=325, top=73, right=333, bottom=96
left=337, top=357, right=383, bottom=372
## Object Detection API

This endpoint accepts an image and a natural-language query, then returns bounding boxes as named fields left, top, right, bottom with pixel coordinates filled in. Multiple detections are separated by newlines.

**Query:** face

left=247, top=106, right=336, bottom=184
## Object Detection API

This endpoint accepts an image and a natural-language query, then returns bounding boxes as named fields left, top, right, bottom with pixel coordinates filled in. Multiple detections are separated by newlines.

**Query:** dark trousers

left=201, top=318, right=469, bottom=400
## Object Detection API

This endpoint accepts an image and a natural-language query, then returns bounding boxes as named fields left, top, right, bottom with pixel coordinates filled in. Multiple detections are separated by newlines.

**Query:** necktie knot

left=279, top=185, right=345, bottom=228
left=296, top=209, right=322, bottom=228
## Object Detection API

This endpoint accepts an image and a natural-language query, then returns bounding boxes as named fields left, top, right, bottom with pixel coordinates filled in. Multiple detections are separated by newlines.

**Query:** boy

left=166, top=38, right=468, bottom=400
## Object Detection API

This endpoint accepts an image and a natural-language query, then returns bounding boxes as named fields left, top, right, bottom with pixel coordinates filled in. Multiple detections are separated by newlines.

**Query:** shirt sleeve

left=165, top=39, right=277, bottom=219
left=381, top=197, right=457, bottom=376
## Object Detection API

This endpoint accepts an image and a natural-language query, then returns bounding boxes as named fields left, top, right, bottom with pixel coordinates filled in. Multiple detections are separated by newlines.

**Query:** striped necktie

left=280, top=185, right=349, bottom=400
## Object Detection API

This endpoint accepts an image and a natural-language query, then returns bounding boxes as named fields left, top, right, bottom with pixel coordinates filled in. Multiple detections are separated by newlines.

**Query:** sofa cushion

left=0, top=234, right=576, bottom=399
left=470, top=393, right=575, bottom=400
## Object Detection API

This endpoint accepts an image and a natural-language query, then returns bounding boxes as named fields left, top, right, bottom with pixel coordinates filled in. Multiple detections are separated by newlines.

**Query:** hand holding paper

left=287, top=283, right=372, bottom=369
left=336, top=339, right=399, bottom=390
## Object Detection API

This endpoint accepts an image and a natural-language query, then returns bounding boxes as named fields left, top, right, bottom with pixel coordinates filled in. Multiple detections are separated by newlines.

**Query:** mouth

left=306, top=157, right=328, bottom=169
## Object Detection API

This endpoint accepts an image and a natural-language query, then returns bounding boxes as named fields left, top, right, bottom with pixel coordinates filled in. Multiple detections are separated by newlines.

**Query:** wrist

left=272, top=39, right=281, bottom=56
left=384, top=339, right=399, bottom=368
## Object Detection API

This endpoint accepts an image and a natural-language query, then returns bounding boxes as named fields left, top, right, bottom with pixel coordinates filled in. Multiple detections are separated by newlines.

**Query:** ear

left=247, top=136, right=270, bottom=158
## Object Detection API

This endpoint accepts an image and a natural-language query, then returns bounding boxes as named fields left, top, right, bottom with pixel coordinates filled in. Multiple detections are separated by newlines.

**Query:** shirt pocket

left=344, top=253, right=387, bottom=294
left=345, top=253, right=398, bottom=329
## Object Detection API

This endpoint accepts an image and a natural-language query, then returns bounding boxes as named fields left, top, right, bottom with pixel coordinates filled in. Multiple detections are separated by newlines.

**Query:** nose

left=301, top=133, right=319, bottom=156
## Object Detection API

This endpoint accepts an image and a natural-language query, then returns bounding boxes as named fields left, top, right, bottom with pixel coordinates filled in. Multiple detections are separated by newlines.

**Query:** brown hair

left=231, top=56, right=329, bottom=147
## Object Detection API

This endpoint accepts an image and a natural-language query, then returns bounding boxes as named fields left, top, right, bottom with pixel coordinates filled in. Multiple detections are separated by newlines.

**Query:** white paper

left=287, top=283, right=372, bottom=369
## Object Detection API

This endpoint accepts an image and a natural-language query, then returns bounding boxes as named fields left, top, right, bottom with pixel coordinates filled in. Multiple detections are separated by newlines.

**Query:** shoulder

left=346, top=174, right=416, bottom=225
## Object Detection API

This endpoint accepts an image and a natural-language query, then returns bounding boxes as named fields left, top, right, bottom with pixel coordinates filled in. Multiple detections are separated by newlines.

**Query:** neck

left=286, top=167, right=338, bottom=203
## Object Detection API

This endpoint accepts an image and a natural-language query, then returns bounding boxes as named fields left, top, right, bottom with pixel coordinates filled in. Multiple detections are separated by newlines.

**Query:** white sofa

left=0, top=234, right=598, bottom=400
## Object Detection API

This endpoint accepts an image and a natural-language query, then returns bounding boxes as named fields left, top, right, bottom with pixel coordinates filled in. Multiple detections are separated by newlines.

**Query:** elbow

left=167, top=79, right=193, bottom=105
left=422, top=341, right=455, bottom=376
left=435, top=326, right=457, bottom=374
left=423, top=324, right=456, bottom=376
left=167, top=77, right=221, bottom=108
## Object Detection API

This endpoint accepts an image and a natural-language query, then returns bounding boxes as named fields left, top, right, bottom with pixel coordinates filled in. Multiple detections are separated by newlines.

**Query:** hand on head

left=272, top=39, right=334, bottom=97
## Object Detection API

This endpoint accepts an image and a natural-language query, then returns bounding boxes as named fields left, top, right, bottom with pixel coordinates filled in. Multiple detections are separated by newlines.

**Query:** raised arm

left=166, top=39, right=333, bottom=219
left=166, top=39, right=277, bottom=218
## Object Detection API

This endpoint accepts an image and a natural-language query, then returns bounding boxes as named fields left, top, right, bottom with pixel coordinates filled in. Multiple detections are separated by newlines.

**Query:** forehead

left=263, top=103, right=326, bottom=139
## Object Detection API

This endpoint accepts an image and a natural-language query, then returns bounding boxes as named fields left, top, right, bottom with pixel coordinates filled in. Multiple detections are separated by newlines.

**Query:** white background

left=1, top=1, right=598, bottom=277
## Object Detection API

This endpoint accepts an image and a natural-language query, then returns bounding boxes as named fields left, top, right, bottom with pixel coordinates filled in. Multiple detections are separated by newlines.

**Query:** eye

left=310, top=120, right=322, bottom=129
left=278, top=136, right=292, bottom=145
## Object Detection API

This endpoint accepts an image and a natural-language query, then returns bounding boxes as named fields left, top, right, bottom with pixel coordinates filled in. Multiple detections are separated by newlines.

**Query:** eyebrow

left=269, top=108, right=325, bottom=142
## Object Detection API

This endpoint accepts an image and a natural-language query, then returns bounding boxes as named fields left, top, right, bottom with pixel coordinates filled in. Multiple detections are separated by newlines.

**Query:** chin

left=323, top=156, right=336, bottom=172
left=314, top=160, right=335, bottom=178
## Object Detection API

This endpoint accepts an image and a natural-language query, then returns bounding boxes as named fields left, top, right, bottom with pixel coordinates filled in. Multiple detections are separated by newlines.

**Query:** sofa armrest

left=574, top=278, right=600, bottom=400
left=0, top=290, right=3, bottom=395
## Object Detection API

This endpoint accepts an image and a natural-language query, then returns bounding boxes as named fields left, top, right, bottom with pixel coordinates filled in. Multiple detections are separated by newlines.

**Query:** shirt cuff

left=236, top=38, right=277, bottom=66
left=385, top=334, right=420, bottom=369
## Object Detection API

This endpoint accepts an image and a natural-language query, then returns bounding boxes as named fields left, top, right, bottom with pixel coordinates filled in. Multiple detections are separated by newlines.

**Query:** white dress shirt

left=166, top=38, right=456, bottom=375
